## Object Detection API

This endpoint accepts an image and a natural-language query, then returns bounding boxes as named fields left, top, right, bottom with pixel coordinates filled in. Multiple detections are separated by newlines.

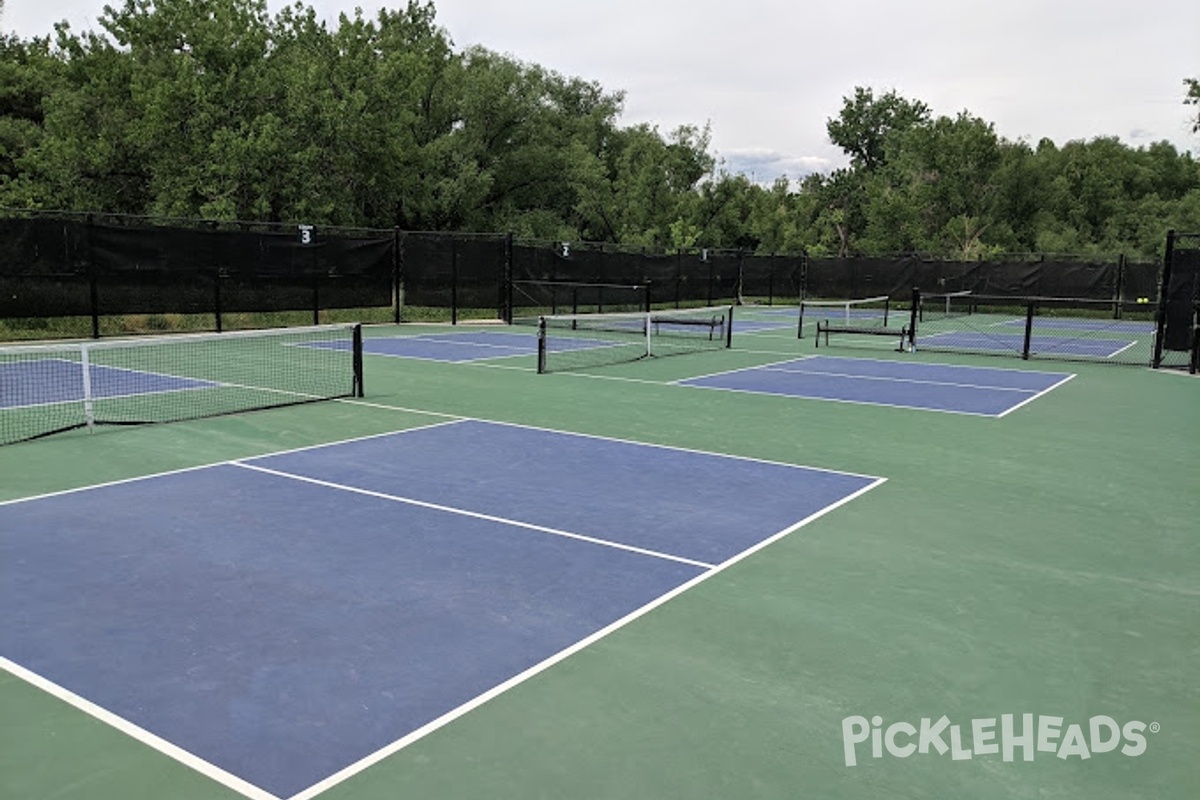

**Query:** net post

left=725, top=305, right=733, bottom=348
left=908, top=287, right=920, bottom=350
left=536, top=317, right=547, bottom=374
left=644, top=311, right=652, bottom=357
left=797, top=301, right=805, bottom=339
left=80, top=344, right=96, bottom=432
left=882, top=296, right=890, bottom=327
left=352, top=324, right=364, bottom=397
left=1022, top=301, right=1035, bottom=360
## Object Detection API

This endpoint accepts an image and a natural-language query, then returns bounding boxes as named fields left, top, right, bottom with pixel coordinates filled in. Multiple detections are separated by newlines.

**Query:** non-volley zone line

left=0, top=418, right=882, bottom=800
left=676, top=355, right=1074, bottom=416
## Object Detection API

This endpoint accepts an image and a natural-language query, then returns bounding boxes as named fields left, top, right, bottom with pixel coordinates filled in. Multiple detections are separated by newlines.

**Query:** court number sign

left=298, top=224, right=316, bottom=245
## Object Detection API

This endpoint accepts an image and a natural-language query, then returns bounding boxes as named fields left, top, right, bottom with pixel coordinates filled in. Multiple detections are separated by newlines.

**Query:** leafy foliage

left=1, top=1, right=1197, bottom=261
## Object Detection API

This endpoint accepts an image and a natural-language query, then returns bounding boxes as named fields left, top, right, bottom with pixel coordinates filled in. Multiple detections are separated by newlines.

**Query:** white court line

left=670, top=356, right=816, bottom=385
left=0, top=657, right=281, bottom=800
left=2, top=415, right=885, bottom=800
left=231, top=461, right=715, bottom=570
left=756, top=364, right=1043, bottom=393
left=673, top=381, right=1004, bottom=417
left=471, top=416, right=883, bottom=481
left=1105, top=339, right=1140, bottom=359
left=395, top=335, right=534, bottom=352
left=0, top=418, right=470, bottom=508
left=287, top=475, right=886, bottom=800
left=995, top=373, right=1077, bottom=418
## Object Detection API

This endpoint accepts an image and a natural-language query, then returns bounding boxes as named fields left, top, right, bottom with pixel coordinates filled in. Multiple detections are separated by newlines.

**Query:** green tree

left=0, top=33, right=62, bottom=207
left=826, top=86, right=931, bottom=173
left=864, top=111, right=1008, bottom=257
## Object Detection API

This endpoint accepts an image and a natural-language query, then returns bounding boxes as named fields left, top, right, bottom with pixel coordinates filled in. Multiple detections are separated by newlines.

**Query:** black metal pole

left=1114, top=253, right=1126, bottom=319
left=503, top=232, right=514, bottom=323
left=392, top=228, right=402, bottom=324
left=213, top=269, right=223, bottom=333
left=536, top=317, right=547, bottom=373
left=1022, top=301, right=1035, bottom=360
left=451, top=239, right=458, bottom=325
left=312, top=274, right=320, bottom=326
left=908, top=287, right=920, bottom=350
left=86, top=213, right=100, bottom=339
left=1153, top=230, right=1175, bottom=369
left=352, top=323, right=364, bottom=397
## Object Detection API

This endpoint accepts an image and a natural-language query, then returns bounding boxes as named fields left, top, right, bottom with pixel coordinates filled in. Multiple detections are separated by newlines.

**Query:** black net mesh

left=537, top=306, right=733, bottom=373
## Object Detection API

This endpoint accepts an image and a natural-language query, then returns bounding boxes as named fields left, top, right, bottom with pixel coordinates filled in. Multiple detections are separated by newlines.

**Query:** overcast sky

left=4, top=0, right=1198, bottom=183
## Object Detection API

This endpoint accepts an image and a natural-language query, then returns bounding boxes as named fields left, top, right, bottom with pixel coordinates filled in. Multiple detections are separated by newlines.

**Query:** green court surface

left=2, top=316, right=1198, bottom=800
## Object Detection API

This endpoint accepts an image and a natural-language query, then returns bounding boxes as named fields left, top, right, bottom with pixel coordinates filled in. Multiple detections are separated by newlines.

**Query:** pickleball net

left=0, top=324, right=363, bottom=445
left=797, top=296, right=891, bottom=338
left=535, top=305, right=733, bottom=373
left=918, top=290, right=974, bottom=322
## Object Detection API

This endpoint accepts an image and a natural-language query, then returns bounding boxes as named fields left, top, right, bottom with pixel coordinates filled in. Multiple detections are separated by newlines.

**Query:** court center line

left=230, top=461, right=715, bottom=570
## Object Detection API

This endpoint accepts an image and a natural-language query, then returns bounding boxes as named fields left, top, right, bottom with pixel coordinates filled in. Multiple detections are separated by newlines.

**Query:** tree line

left=2, top=0, right=1198, bottom=261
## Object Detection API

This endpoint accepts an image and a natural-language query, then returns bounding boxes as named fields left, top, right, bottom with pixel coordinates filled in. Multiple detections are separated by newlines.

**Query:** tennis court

left=677, top=355, right=1074, bottom=415
left=916, top=331, right=1137, bottom=358
left=2, top=317, right=1197, bottom=800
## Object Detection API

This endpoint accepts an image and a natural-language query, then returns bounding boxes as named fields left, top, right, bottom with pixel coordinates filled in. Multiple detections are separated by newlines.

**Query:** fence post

left=451, top=238, right=459, bottom=325
left=502, top=232, right=514, bottom=323
left=706, top=253, right=714, bottom=307
left=1114, top=253, right=1126, bottom=318
left=1153, top=230, right=1176, bottom=368
left=674, top=251, right=682, bottom=308
left=213, top=269, right=223, bottom=333
left=392, top=227, right=402, bottom=324
left=311, top=274, right=320, bottom=326
left=86, top=213, right=99, bottom=339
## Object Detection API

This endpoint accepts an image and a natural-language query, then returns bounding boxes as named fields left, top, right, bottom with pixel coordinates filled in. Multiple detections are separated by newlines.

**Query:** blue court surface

left=0, top=419, right=881, bottom=799
left=995, top=317, right=1156, bottom=334
left=732, top=318, right=793, bottom=333
left=327, top=322, right=776, bottom=364
left=0, top=358, right=217, bottom=408
left=326, top=331, right=608, bottom=363
left=917, top=330, right=1136, bottom=358
left=676, top=355, right=1073, bottom=416
left=358, top=331, right=540, bottom=362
